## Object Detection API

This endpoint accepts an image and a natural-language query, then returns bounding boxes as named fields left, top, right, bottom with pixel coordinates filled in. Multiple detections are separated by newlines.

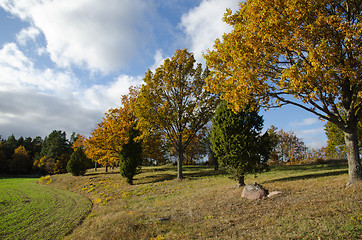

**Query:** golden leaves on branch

left=85, top=87, right=140, bottom=168
left=204, top=0, right=361, bottom=119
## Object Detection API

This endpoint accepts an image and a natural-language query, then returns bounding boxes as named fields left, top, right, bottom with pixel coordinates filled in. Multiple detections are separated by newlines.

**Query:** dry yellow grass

left=43, top=164, right=362, bottom=240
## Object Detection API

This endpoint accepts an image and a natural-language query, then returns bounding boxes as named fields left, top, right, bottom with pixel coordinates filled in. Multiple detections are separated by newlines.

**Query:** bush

left=120, top=127, right=142, bottom=185
left=67, top=148, right=89, bottom=176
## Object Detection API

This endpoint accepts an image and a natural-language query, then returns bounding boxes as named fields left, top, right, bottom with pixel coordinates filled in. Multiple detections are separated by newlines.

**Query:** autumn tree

left=204, top=0, right=362, bottom=184
left=72, top=134, right=86, bottom=151
left=182, top=132, right=208, bottom=165
left=169, top=131, right=208, bottom=165
left=141, top=130, right=168, bottom=165
left=8, top=146, right=32, bottom=174
left=86, top=87, right=139, bottom=172
left=135, top=49, right=219, bottom=179
left=210, top=102, right=271, bottom=186
left=272, top=129, right=307, bottom=164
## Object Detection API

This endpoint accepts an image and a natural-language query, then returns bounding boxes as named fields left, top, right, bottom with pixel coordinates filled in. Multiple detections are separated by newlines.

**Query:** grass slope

left=45, top=164, right=361, bottom=239
left=0, top=178, right=92, bottom=240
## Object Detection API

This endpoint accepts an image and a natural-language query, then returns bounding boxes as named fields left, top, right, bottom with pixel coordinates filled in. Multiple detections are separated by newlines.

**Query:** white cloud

left=0, top=88, right=100, bottom=138
left=80, top=74, right=142, bottom=111
left=179, top=0, right=239, bottom=62
left=1, top=0, right=157, bottom=73
left=16, top=26, right=40, bottom=45
left=150, top=49, right=168, bottom=72
left=295, top=127, right=326, bottom=149
left=0, top=43, right=75, bottom=95
left=290, top=118, right=320, bottom=127
left=0, top=42, right=143, bottom=138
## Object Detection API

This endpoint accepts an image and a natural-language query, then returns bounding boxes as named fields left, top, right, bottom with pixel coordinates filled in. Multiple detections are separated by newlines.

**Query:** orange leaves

left=204, top=0, right=361, bottom=129
left=72, top=135, right=86, bottom=151
left=85, top=87, right=140, bottom=168
left=135, top=49, right=218, bottom=177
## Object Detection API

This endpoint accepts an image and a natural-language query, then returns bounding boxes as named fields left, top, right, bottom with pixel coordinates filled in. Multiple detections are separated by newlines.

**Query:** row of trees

left=83, top=49, right=331, bottom=186
left=5, top=0, right=360, bottom=186
left=0, top=131, right=86, bottom=175
left=81, top=50, right=219, bottom=184
left=84, top=0, right=362, bottom=184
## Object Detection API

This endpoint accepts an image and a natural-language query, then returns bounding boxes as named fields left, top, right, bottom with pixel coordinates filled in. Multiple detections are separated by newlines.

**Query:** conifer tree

left=67, top=147, right=89, bottom=176
left=119, top=125, right=143, bottom=185
left=210, top=102, right=271, bottom=186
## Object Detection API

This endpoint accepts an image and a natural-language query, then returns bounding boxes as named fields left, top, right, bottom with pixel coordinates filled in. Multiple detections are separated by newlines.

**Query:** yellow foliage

left=204, top=0, right=361, bottom=126
left=85, top=86, right=140, bottom=168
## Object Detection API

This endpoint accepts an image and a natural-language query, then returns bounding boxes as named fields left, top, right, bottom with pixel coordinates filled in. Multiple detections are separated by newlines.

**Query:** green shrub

left=120, top=127, right=143, bottom=184
left=67, top=147, right=89, bottom=176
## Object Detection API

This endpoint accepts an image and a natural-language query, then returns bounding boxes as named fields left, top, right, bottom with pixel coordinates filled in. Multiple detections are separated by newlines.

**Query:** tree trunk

left=128, top=177, right=133, bottom=185
left=214, top=160, right=219, bottom=171
left=344, top=130, right=362, bottom=185
left=105, top=164, right=108, bottom=173
left=177, top=148, right=183, bottom=179
left=238, top=175, right=245, bottom=187
left=94, top=162, right=97, bottom=171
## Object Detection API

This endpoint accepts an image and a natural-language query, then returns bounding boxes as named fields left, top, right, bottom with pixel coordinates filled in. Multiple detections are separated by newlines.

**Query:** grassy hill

left=40, top=163, right=361, bottom=240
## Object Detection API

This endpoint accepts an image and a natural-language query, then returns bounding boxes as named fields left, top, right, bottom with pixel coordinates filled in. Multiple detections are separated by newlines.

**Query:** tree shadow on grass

left=137, top=173, right=177, bottom=184
left=86, top=171, right=120, bottom=177
left=184, top=168, right=229, bottom=180
left=136, top=167, right=229, bottom=184
left=263, top=169, right=348, bottom=183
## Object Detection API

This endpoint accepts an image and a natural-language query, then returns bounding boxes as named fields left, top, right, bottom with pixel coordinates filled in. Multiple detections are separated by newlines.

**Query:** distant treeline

left=0, top=130, right=91, bottom=175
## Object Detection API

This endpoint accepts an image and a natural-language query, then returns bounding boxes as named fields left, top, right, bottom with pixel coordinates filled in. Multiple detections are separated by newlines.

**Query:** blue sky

left=0, top=0, right=326, bottom=148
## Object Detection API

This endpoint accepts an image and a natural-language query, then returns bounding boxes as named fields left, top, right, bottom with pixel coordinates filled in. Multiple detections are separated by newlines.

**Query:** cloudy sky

left=0, top=0, right=326, bottom=148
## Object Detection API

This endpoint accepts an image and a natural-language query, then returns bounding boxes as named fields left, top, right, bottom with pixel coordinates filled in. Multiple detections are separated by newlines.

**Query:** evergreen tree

left=210, top=102, right=271, bottom=186
left=67, top=147, right=89, bottom=176
left=41, top=130, right=70, bottom=158
left=0, top=142, right=8, bottom=174
left=41, top=130, right=71, bottom=174
left=119, top=126, right=143, bottom=185
left=3, top=135, right=18, bottom=159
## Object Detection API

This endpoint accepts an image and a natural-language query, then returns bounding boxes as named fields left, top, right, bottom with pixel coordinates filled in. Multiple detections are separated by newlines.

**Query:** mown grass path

left=0, top=178, right=92, bottom=240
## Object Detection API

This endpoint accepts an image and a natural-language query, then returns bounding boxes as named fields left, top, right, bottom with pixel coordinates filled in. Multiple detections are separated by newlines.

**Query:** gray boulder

left=241, top=182, right=268, bottom=200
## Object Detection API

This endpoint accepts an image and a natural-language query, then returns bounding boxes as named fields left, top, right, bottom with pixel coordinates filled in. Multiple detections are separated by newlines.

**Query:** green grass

left=0, top=177, right=92, bottom=240
left=40, top=163, right=362, bottom=240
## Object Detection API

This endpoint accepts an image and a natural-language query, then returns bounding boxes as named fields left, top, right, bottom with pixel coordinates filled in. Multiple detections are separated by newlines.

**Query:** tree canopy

left=135, top=49, right=219, bottom=179
left=85, top=87, right=139, bottom=172
left=204, top=0, right=361, bottom=184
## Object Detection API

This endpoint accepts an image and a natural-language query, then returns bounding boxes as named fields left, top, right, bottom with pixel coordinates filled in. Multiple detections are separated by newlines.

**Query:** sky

left=0, top=0, right=327, bottom=148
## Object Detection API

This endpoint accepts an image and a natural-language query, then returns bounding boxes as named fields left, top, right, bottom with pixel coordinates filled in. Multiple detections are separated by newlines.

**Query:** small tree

left=119, top=126, right=143, bottom=185
left=210, top=102, right=271, bottom=187
left=67, top=147, right=89, bottom=176
left=8, top=146, right=32, bottom=174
